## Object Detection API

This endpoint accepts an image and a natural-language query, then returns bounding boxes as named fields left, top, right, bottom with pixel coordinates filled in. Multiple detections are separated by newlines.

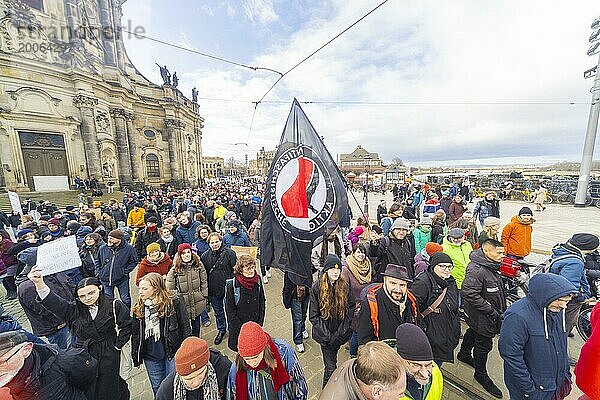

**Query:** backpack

left=226, top=277, right=262, bottom=305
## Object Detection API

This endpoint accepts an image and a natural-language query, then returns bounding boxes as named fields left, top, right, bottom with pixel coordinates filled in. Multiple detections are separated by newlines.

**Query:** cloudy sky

left=122, top=0, right=600, bottom=166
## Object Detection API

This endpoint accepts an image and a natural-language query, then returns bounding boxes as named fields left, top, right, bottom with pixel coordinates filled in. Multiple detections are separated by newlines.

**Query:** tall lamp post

left=575, top=16, right=600, bottom=207
left=363, top=154, right=372, bottom=218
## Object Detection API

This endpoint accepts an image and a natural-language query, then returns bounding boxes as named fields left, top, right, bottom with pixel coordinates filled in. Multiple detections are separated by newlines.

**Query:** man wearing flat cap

left=156, top=336, right=232, bottom=400
left=358, top=264, right=419, bottom=346
left=395, top=324, right=443, bottom=400
left=0, top=331, right=97, bottom=400
left=549, top=233, right=600, bottom=335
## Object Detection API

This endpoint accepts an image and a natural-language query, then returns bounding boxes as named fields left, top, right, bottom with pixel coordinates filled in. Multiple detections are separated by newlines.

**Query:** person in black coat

left=156, top=337, right=232, bottom=400
left=79, top=233, right=104, bottom=278
left=410, top=252, right=460, bottom=367
left=28, top=271, right=132, bottom=400
left=201, top=232, right=236, bottom=345
left=0, top=331, right=98, bottom=400
left=309, top=254, right=354, bottom=388
left=131, top=272, right=191, bottom=395
left=457, top=239, right=506, bottom=398
left=358, top=264, right=419, bottom=345
left=134, top=216, right=161, bottom=259
left=16, top=249, right=74, bottom=350
left=157, top=225, right=179, bottom=260
left=238, top=199, right=256, bottom=229
left=224, top=255, right=265, bottom=352
left=370, top=218, right=416, bottom=282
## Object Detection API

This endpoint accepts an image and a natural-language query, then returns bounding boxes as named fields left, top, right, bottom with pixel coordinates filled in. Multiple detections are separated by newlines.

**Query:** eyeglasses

left=436, top=263, right=454, bottom=271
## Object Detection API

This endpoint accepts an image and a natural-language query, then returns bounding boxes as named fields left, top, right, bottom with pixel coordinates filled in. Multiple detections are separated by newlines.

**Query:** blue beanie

left=17, top=228, right=33, bottom=239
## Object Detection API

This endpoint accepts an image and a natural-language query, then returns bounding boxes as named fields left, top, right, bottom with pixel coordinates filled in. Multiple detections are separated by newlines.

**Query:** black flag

left=261, top=99, right=348, bottom=288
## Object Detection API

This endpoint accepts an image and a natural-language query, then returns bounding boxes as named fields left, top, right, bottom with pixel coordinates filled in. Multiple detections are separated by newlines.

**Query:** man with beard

left=358, top=264, right=418, bottom=345
left=201, top=232, right=237, bottom=345
left=395, top=324, right=443, bottom=400
left=0, top=331, right=97, bottom=400
left=97, top=229, right=138, bottom=308
left=371, top=218, right=416, bottom=282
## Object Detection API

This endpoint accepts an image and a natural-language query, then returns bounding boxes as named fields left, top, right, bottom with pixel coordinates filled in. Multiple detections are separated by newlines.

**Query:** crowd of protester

left=0, top=177, right=599, bottom=400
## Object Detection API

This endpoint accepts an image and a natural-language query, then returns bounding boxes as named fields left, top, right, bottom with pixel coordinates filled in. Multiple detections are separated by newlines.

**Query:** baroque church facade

left=0, top=0, right=203, bottom=191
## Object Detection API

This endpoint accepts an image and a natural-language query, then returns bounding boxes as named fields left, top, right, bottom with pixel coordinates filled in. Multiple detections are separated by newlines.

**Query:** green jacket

left=413, top=226, right=432, bottom=254
left=442, top=237, right=473, bottom=289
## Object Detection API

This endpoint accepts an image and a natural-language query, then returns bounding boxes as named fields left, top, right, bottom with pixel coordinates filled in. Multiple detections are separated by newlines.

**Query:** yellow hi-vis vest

left=400, top=364, right=443, bottom=400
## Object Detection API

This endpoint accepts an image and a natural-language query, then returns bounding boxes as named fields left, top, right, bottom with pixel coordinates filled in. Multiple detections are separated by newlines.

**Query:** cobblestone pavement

left=2, top=193, right=595, bottom=399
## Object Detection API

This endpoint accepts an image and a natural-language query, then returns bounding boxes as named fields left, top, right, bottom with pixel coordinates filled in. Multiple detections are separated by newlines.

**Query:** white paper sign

left=37, top=235, right=81, bottom=276
left=7, top=191, right=23, bottom=215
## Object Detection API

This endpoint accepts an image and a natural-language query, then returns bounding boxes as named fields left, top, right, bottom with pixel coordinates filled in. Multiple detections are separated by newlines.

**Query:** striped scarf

left=173, top=362, right=220, bottom=400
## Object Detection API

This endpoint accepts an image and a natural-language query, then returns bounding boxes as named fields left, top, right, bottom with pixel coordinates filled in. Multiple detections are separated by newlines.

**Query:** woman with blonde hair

left=309, top=254, right=355, bottom=387
left=225, top=255, right=266, bottom=352
left=166, top=243, right=208, bottom=337
left=131, top=272, right=191, bottom=395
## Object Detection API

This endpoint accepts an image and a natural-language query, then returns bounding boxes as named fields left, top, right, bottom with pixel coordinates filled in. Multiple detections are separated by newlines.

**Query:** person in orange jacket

left=501, top=207, right=534, bottom=258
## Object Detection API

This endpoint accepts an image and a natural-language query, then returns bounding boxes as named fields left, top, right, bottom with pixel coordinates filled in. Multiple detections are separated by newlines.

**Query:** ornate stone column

left=109, top=108, right=132, bottom=184
left=97, top=0, right=117, bottom=66
left=164, top=118, right=185, bottom=184
left=74, top=95, right=102, bottom=179
left=124, top=113, right=141, bottom=181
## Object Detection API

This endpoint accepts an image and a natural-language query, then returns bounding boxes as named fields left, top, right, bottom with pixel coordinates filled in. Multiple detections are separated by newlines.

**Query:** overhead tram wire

left=196, top=97, right=589, bottom=105
left=120, top=29, right=283, bottom=76
left=254, top=0, right=392, bottom=106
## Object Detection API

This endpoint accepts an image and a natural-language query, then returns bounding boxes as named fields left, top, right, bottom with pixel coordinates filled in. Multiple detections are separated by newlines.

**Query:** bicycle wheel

left=545, top=196, right=553, bottom=204
left=557, top=193, right=571, bottom=204
left=596, top=199, right=600, bottom=209
left=576, top=303, right=594, bottom=341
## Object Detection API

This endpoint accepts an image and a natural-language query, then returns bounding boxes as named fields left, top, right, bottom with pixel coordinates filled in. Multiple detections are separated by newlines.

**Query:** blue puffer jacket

left=97, top=241, right=138, bottom=286
left=549, top=243, right=591, bottom=300
left=499, top=274, right=576, bottom=400
left=175, top=221, right=201, bottom=245
left=222, top=230, right=251, bottom=248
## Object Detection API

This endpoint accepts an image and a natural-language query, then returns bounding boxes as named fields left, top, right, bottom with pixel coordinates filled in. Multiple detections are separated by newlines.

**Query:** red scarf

left=235, top=334, right=290, bottom=400
left=236, top=273, right=259, bottom=290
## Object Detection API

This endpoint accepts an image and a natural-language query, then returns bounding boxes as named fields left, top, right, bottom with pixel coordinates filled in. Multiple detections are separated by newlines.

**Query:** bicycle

left=576, top=299, right=596, bottom=341
left=556, top=191, right=594, bottom=206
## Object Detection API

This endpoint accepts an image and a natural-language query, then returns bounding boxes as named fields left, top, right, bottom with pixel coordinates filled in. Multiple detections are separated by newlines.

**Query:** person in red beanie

left=156, top=336, right=232, bottom=400
left=226, top=321, right=308, bottom=400
left=575, top=302, right=600, bottom=400
left=413, top=242, right=444, bottom=276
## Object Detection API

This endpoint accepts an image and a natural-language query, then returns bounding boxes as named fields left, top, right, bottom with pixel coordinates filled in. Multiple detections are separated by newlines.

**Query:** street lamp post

left=575, top=17, right=600, bottom=207
left=363, top=155, right=372, bottom=218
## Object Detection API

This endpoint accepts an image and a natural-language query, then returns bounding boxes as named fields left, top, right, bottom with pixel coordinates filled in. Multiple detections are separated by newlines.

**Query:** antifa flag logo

left=270, top=144, right=335, bottom=241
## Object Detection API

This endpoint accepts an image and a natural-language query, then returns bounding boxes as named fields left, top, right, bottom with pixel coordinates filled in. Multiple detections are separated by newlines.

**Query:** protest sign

left=7, top=191, right=23, bottom=215
left=36, top=235, right=81, bottom=276
left=231, top=246, right=258, bottom=259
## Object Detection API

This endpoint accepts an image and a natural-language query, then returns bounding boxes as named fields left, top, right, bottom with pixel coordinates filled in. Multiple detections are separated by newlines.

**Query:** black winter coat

left=39, top=291, right=132, bottom=400
left=134, top=227, right=161, bottom=259
left=370, top=236, right=416, bottom=282
left=309, top=280, right=355, bottom=347
left=18, top=273, right=74, bottom=337
left=225, top=277, right=266, bottom=351
left=357, top=286, right=418, bottom=345
left=79, top=243, right=103, bottom=278
left=462, top=249, right=506, bottom=338
left=410, top=270, right=460, bottom=362
left=201, top=247, right=237, bottom=298
left=157, top=237, right=179, bottom=260
left=155, top=349, right=232, bottom=400
left=4, top=344, right=97, bottom=400
left=282, top=272, right=309, bottom=309
left=131, top=294, right=191, bottom=366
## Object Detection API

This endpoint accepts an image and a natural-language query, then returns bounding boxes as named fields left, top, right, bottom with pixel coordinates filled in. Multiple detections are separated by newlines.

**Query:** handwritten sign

left=36, top=235, right=81, bottom=276
left=231, top=246, right=258, bottom=260
left=7, top=191, right=23, bottom=215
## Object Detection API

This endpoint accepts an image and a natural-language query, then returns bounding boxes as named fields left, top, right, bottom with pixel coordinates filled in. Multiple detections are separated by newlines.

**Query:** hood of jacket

left=528, top=273, right=577, bottom=310
left=76, top=226, right=93, bottom=237
left=551, top=243, right=584, bottom=261
left=468, top=248, right=500, bottom=270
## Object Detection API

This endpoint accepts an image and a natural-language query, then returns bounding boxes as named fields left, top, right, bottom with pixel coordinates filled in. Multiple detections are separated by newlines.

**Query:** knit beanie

left=323, top=254, right=342, bottom=273
left=429, top=252, right=453, bottom=270
left=519, top=207, right=533, bottom=216
left=353, top=226, right=364, bottom=236
left=371, top=225, right=383, bottom=235
left=448, top=228, right=466, bottom=239
left=108, top=229, right=124, bottom=240
left=48, top=218, right=61, bottom=226
left=146, top=242, right=161, bottom=254
left=483, top=216, right=501, bottom=227
left=425, top=242, right=444, bottom=256
left=146, top=216, right=159, bottom=224
left=238, top=322, right=268, bottom=357
left=395, top=323, right=433, bottom=361
left=569, top=233, right=600, bottom=251
left=175, top=337, right=210, bottom=376
left=17, top=228, right=33, bottom=239
left=177, top=243, right=192, bottom=255
left=419, top=214, right=432, bottom=225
